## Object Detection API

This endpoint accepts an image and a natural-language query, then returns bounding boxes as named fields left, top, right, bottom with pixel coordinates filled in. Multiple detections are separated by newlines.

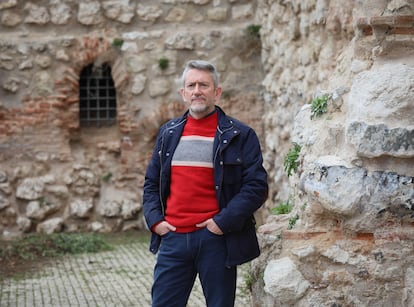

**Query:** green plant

left=158, top=57, right=169, bottom=70
left=0, top=233, right=112, bottom=261
left=271, top=200, right=293, bottom=215
left=284, top=142, right=301, bottom=177
left=111, top=38, right=124, bottom=48
left=38, top=197, right=51, bottom=207
left=246, top=24, right=261, bottom=39
left=310, top=94, right=329, bottom=119
left=51, top=233, right=112, bottom=254
left=244, top=270, right=255, bottom=292
left=301, top=203, right=307, bottom=211
left=102, top=172, right=112, bottom=182
left=288, top=214, right=299, bottom=230
left=243, top=267, right=265, bottom=293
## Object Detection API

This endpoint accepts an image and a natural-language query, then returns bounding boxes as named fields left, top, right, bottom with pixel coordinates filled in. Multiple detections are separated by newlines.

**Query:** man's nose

left=194, top=83, right=202, bottom=92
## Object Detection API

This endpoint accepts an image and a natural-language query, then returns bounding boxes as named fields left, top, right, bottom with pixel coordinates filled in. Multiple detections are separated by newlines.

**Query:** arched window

left=79, top=63, right=117, bottom=127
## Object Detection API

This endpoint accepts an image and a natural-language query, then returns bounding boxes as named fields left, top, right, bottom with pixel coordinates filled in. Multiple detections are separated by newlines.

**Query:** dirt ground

left=0, top=253, right=48, bottom=279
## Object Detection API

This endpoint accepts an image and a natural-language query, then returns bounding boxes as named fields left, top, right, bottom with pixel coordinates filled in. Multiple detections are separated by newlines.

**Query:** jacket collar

left=215, top=105, right=234, bottom=132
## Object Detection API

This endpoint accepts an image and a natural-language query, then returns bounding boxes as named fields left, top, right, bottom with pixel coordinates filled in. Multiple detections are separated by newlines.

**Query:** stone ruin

left=0, top=0, right=413, bottom=305
left=253, top=0, right=414, bottom=306
left=0, top=0, right=264, bottom=235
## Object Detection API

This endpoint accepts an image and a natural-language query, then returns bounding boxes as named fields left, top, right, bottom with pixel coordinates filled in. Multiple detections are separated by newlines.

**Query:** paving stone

left=0, top=241, right=252, bottom=306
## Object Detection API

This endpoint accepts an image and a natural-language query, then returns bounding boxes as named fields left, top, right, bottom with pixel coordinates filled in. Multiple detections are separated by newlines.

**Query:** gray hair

left=181, top=60, right=219, bottom=88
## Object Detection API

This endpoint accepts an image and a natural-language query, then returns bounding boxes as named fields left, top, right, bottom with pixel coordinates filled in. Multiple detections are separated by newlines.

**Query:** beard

left=187, top=94, right=215, bottom=118
left=189, top=97, right=212, bottom=114
left=190, top=103, right=210, bottom=114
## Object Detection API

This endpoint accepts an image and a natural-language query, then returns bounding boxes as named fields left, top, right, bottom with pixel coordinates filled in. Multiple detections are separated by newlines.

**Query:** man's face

left=180, top=69, right=222, bottom=119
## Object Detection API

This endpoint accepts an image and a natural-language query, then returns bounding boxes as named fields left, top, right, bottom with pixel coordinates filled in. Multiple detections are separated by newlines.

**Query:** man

left=143, top=60, right=268, bottom=307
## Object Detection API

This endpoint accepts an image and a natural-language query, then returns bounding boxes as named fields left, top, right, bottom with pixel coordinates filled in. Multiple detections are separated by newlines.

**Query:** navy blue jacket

left=143, top=106, right=268, bottom=266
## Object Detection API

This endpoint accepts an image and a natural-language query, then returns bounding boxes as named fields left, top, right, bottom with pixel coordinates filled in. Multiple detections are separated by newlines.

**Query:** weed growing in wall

left=271, top=200, right=300, bottom=229
left=243, top=268, right=257, bottom=292
left=271, top=200, right=293, bottom=215
left=288, top=214, right=299, bottom=229
left=245, top=269, right=265, bottom=292
left=38, top=197, right=51, bottom=207
left=111, top=38, right=124, bottom=48
left=310, top=94, right=330, bottom=119
left=158, top=57, right=169, bottom=70
left=284, top=142, right=301, bottom=177
left=102, top=172, right=112, bottom=182
left=301, top=203, right=307, bottom=211
left=246, top=24, right=261, bottom=39
left=238, top=24, right=262, bottom=58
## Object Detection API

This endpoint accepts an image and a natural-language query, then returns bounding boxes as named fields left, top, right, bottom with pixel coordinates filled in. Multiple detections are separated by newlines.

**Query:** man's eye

left=185, top=83, right=210, bottom=90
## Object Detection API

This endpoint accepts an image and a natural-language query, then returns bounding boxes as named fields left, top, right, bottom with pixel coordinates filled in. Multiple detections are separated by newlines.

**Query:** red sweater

left=165, top=111, right=219, bottom=232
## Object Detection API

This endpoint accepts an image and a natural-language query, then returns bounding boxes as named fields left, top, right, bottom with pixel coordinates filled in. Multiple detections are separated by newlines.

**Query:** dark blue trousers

left=151, top=228, right=237, bottom=307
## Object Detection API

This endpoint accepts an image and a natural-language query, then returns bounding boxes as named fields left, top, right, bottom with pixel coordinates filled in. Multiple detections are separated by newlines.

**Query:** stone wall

left=1, top=0, right=413, bottom=305
left=254, top=0, right=414, bottom=306
left=0, top=0, right=264, bottom=237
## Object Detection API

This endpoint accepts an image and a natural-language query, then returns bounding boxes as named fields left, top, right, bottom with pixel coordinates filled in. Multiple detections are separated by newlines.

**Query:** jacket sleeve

left=213, top=127, right=268, bottom=233
left=143, top=129, right=165, bottom=231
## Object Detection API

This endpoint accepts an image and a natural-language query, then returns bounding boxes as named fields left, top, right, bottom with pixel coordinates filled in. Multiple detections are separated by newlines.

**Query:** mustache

left=191, top=95, right=205, bottom=101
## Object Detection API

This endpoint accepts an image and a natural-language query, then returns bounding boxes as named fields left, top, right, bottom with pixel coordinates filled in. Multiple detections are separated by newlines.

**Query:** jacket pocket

left=222, top=157, right=242, bottom=184
left=225, top=218, right=260, bottom=266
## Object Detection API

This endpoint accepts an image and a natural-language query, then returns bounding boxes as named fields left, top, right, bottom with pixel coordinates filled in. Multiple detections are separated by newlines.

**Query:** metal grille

left=79, top=63, right=117, bottom=127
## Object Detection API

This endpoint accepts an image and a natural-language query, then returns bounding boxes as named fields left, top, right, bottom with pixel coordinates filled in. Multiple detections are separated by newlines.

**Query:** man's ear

left=215, top=86, right=222, bottom=101
left=180, top=87, right=186, bottom=100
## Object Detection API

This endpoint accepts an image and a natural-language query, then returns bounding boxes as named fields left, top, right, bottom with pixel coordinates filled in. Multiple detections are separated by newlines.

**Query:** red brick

left=390, top=27, right=414, bottom=35
left=375, top=229, right=414, bottom=241
left=66, top=97, right=79, bottom=105
left=39, top=102, right=50, bottom=109
left=281, top=230, right=329, bottom=240
left=394, top=15, right=414, bottom=26
left=354, top=232, right=374, bottom=242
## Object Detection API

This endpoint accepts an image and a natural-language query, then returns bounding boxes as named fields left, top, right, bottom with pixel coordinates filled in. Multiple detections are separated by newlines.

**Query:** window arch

left=79, top=63, right=117, bottom=127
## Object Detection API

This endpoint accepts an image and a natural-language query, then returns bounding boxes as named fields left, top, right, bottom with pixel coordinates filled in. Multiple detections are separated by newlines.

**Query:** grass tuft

left=0, top=233, right=113, bottom=261
left=310, top=94, right=329, bottom=119
left=284, top=142, right=301, bottom=177
left=271, top=200, right=293, bottom=215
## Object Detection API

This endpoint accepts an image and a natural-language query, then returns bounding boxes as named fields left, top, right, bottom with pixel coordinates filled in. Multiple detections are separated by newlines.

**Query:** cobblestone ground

left=0, top=241, right=252, bottom=307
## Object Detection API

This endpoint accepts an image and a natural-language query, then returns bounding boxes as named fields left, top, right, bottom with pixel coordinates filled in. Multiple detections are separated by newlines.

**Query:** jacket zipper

left=214, top=123, right=234, bottom=164
left=158, top=134, right=165, bottom=216
left=158, top=118, right=186, bottom=216
left=214, top=122, right=234, bottom=201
